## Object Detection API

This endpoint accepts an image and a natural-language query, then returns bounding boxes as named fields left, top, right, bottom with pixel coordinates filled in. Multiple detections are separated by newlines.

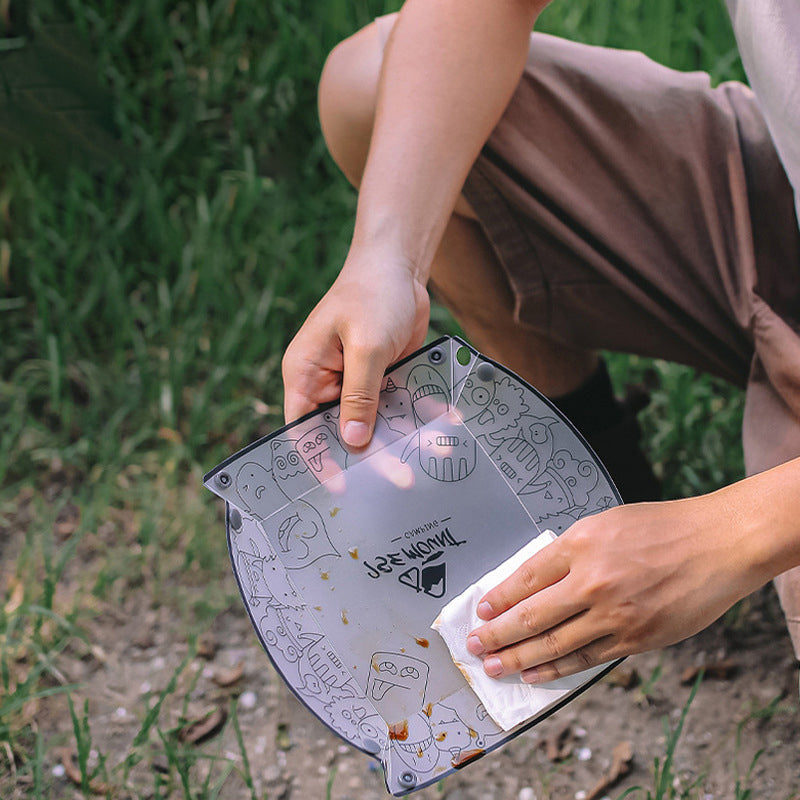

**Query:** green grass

left=0, top=0, right=756, bottom=796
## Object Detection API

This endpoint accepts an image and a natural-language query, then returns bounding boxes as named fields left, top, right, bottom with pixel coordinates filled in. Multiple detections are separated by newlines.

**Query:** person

left=281, top=0, right=800, bottom=685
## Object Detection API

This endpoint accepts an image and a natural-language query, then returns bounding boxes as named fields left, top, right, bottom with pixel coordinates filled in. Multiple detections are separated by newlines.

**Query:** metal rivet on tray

left=215, top=472, right=231, bottom=489
left=398, top=771, right=417, bottom=789
left=476, top=362, right=495, bottom=382
left=228, top=508, right=242, bottom=531
left=361, top=737, right=381, bottom=755
left=427, top=347, right=445, bottom=365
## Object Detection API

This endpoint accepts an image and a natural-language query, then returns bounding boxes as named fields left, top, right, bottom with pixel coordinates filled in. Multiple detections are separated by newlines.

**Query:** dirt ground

left=27, top=573, right=800, bottom=800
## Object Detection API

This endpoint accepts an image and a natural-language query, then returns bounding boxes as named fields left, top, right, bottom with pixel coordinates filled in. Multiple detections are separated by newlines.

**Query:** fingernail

left=483, top=656, right=503, bottom=677
left=521, top=668, right=541, bottom=684
left=343, top=420, right=370, bottom=447
left=466, top=635, right=485, bottom=656
left=476, top=601, right=493, bottom=619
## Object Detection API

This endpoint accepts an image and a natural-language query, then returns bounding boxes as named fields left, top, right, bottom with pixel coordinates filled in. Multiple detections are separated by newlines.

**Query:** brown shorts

left=375, top=20, right=800, bottom=653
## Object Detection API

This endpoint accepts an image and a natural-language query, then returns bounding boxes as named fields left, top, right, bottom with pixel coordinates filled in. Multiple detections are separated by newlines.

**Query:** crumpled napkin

left=431, top=530, right=607, bottom=731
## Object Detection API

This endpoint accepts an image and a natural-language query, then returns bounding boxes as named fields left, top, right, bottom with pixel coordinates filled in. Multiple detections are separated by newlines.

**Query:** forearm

left=351, top=0, right=546, bottom=281
left=717, top=455, right=800, bottom=586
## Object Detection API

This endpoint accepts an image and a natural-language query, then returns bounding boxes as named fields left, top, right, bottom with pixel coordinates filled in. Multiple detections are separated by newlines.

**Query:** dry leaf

left=604, top=667, right=640, bottom=689
left=57, top=748, right=113, bottom=795
left=681, top=659, right=739, bottom=685
left=196, top=632, right=218, bottom=660
left=212, top=661, right=244, bottom=687
left=544, top=722, right=573, bottom=762
left=4, top=577, right=24, bottom=615
left=586, top=740, right=634, bottom=800
left=178, top=706, right=227, bottom=745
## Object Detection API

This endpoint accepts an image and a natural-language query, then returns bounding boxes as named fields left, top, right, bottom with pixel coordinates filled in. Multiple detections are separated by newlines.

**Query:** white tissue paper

left=431, top=529, right=608, bottom=731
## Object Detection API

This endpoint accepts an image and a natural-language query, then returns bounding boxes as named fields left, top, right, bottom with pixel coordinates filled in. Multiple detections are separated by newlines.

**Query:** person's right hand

left=282, top=248, right=430, bottom=448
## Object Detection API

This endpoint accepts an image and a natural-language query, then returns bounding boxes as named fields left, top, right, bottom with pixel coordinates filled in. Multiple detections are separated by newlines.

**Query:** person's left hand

left=466, top=494, right=768, bottom=683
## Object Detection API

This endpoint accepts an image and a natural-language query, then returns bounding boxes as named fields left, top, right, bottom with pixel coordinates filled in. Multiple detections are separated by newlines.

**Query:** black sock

left=551, top=359, right=624, bottom=436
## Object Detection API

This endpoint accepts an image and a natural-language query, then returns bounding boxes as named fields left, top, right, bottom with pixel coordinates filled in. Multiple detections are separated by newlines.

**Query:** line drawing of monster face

left=297, top=423, right=348, bottom=483
left=380, top=378, right=416, bottom=436
left=402, top=413, right=477, bottom=482
left=270, top=438, right=317, bottom=500
left=269, top=500, right=339, bottom=569
left=235, top=462, right=276, bottom=519
left=459, top=375, right=529, bottom=437
left=406, top=365, right=450, bottom=426
left=236, top=539, right=303, bottom=610
left=393, top=712, right=441, bottom=773
left=367, top=652, right=429, bottom=721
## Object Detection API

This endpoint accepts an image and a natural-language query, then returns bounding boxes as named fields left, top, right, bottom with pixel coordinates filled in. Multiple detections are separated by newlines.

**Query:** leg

left=318, top=17, right=597, bottom=397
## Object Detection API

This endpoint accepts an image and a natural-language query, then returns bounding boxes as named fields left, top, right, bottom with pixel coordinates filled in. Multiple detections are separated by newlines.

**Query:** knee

left=318, top=17, right=393, bottom=187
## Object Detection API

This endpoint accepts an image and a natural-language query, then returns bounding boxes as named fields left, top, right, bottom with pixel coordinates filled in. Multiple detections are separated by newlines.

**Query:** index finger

left=476, top=540, right=570, bottom=621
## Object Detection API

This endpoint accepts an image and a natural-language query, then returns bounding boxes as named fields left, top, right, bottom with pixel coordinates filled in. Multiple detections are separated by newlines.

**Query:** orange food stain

left=468, top=728, right=478, bottom=739
left=372, top=661, right=380, bottom=673
left=435, top=733, right=446, bottom=742
left=414, top=637, right=429, bottom=648
left=320, top=572, right=329, bottom=580
left=423, top=703, right=433, bottom=718
left=313, top=606, right=322, bottom=611
left=341, top=610, right=349, bottom=625
left=388, top=721, right=409, bottom=741
left=330, top=507, right=340, bottom=517
left=348, top=547, right=359, bottom=559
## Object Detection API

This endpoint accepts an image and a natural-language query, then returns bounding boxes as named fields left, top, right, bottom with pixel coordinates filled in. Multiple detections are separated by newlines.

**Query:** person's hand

left=282, top=248, right=430, bottom=447
left=465, top=494, right=769, bottom=683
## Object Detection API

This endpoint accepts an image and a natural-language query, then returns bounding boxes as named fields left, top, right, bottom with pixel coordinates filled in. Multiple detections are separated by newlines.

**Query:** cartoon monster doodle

left=235, top=462, right=280, bottom=519
left=391, top=712, right=441, bottom=774
left=296, top=633, right=356, bottom=697
left=380, top=378, right=416, bottom=436
left=484, top=415, right=558, bottom=492
left=367, top=652, right=429, bottom=721
left=428, top=704, right=476, bottom=760
left=266, top=499, right=338, bottom=569
left=270, top=438, right=318, bottom=500
left=401, top=413, right=477, bottom=482
left=236, top=539, right=303, bottom=609
left=458, top=375, right=529, bottom=438
left=323, top=695, right=388, bottom=750
left=297, top=423, right=349, bottom=483
left=406, top=364, right=450, bottom=426
left=520, top=449, right=599, bottom=520
left=258, top=603, right=306, bottom=664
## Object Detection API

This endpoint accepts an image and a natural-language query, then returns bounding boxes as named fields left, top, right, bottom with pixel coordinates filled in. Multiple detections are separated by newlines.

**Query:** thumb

left=339, top=344, right=386, bottom=448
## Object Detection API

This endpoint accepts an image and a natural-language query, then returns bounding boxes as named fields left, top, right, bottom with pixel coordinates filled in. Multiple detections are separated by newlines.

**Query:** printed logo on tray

left=361, top=516, right=467, bottom=598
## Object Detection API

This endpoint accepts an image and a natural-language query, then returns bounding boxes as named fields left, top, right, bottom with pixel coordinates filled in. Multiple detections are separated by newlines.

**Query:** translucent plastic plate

left=204, top=336, right=621, bottom=794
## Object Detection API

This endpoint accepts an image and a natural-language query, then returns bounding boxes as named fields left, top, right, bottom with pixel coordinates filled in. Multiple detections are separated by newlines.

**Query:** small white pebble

left=574, top=726, right=587, bottom=738
left=239, top=690, right=257, bottom=710
left=115, top=706, right=127, bottom=718
left=518, top=788, right=537, bottom=800
left=577, top=746, right=592, bottom=762
left=202, top=666, right=214, bottom=679
left=277, top=750, right=287, bottom=767
left=152, top=656, right=166, bottom=670
left=139, top=681, right=152, bottom=694
left=224, top=751, right=240, bottom=762
left=337, top=744, right=349, bottom=755
left=575, top=792, right=587, bottom=800
left=52, top=764, right=66, bottom=778
left=255, top=736, right=267, bottom=756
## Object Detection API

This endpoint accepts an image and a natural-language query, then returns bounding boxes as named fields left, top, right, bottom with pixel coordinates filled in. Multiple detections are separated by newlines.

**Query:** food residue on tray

left=341, top=610, right=349, bottom=625
left=348, top=547, right=359, bottom=559
left=415, top=637, right=429, bottom=648
left=388, top=721, right=409, bottom=741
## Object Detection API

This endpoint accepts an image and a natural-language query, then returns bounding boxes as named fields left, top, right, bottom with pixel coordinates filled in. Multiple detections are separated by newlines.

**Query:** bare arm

left=468, top=457, right=800, bottom=680
left=282, top=0, right=546, bottom=444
